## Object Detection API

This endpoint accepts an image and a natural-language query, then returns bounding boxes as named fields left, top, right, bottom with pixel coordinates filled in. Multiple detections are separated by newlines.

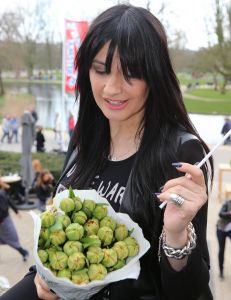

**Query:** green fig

left=100, top=216, right=117, bottom=231
left=92, top=205, right=107, bottom=220
left=101, top=248, right=118, bottom=268
left=97, top=226, right=113, bottom=246
left=63, top=241, right=83, bottom=256
left=84, top=218, right=99, bottom=236
left=88, top=264, right=107, bottom=281
left=60, top=197, right=75, bottom=213
left=72, top=211, right=88, bottom=225
left=57, top=268, right=72, bottom=279
left=86, top=246, right=104, bottom=264
left=38, top=249, right=48, bottom=263
left=40, top=211, right=56, bottom=228
left=67, top=252, right=86, bottom=271
left=72, top=268, right=89, bottom=285
left=124, top=236, right=139, bottom=257
left=65, top=223, right=84, bottom=241
left=114, top=224, right=128, bottom=241
left=49, top=251, right=68, bottom=270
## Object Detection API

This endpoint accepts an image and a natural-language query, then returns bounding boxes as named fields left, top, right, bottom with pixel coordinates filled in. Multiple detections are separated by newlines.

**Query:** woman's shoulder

left=176, top=129, right=204, bottom=165
left=176, top=128, right=198, bottom=145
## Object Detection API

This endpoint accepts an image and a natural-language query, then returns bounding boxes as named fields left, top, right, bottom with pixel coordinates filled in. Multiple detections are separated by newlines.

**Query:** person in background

left=35, top=170, right=55, bottom=212
left=31, top=159, right=42, bottom=193
left=221, top=117, right=231, bottom=145
left=1, top=4, right=214, bottom=300
left=35, top=126, right=45, bottom=152
left=9, top=116, right=20, bottom=143
left=68, top=112, right=75, bottom=137
left=31, top=107, right=38, bottom=123
left=216, top=198, right=231, bottom=278
left=0, top=179, right=29, bottom=261
left=1, top=115, right=11, bottom=143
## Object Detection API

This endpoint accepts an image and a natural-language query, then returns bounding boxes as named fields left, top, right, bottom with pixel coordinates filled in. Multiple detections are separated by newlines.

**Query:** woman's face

left=89, top=42, right=149, bottom=125
left=43, top=173, right=51, bottom=183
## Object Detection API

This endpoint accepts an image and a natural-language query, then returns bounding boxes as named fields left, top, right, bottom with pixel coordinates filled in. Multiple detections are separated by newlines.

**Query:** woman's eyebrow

left=92, top=59, right=105, bottom=65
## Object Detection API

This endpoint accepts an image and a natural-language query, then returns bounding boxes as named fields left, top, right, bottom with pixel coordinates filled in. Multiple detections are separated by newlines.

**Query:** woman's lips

left=104, top=98, right=128, bottom=110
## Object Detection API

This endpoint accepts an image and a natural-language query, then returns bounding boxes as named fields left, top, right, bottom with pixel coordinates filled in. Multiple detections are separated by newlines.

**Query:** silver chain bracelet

left=158, top=222, right=197, bottom=261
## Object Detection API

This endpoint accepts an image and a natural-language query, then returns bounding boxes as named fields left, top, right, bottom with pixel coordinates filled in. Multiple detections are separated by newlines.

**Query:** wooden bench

left=224, top=184, right=231, bottom=199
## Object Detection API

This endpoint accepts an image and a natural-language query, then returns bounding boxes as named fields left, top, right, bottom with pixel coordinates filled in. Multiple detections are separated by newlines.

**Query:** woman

left=35, top=170, right=55, bottom=212
left=2, top=4, right=213, bottom=300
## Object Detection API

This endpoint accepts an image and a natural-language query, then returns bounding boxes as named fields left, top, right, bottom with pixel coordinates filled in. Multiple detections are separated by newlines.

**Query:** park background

left=0, top=0, right=231, bottom=300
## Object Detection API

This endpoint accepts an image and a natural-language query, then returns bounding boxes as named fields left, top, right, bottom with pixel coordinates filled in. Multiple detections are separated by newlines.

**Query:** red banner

left=64, top=20, right=89, bottom=93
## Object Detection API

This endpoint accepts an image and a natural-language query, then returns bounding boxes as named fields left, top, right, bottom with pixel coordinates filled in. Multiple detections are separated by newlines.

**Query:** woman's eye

left=95, top=69, right=106, bottom=75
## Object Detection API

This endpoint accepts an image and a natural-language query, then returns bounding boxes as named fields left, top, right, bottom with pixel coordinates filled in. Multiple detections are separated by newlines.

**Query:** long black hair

left=72, top=4, right=213, bottom=237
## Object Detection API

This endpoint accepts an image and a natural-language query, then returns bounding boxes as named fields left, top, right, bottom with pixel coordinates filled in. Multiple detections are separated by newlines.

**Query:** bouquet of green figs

left=32, top=188, right=150, bottom=300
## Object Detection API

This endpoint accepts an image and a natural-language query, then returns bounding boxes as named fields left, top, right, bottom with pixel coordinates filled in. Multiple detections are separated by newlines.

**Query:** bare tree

left=210, top=0, right=231, bottom=93
left=0, top=11, right=25, bottom=94
left=17, top=0, right=49, bottom=78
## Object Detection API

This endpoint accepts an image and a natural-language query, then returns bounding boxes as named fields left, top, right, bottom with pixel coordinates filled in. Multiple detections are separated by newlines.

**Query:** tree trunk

left=220, top=77, right=228, bottom=94
left=0, top=69, right=4, bottom=96
left=212, top=73, right=218, bottom=91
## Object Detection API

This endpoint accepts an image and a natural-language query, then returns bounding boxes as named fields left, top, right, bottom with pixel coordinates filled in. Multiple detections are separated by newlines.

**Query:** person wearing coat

left=0, top=179, right=29, bottom=261
left=216, top=199, right=231, bottom=278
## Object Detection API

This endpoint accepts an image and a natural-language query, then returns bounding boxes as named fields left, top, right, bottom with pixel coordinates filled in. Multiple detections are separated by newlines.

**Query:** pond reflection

left=4, top=82, right=229, bottom=144
left=5, top=82, right=78, bottom=131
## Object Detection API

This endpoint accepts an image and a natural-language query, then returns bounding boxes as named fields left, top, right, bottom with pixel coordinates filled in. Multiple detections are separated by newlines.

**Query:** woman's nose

left=103, top=73, right=123, bottom=96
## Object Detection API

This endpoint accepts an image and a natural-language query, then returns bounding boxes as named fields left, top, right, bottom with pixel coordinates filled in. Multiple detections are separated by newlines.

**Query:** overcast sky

left=0, top=0, right=226, bottom=50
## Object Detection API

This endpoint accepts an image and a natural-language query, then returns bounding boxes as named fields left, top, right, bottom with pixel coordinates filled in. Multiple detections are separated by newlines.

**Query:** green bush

left=0, top=151, right=65, bottom=181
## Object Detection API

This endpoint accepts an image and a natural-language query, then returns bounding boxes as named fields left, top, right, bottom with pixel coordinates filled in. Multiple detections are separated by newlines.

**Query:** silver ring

left=169, top=193, right=185, bottom=206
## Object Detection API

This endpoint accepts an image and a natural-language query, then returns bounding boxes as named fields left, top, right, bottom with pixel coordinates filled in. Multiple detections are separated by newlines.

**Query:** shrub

left=0, top=151, right=65, bottom=181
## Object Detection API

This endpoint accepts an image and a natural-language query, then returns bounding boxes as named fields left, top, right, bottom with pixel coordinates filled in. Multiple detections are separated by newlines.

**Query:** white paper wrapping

left=31, top=189, right=150, bottom=300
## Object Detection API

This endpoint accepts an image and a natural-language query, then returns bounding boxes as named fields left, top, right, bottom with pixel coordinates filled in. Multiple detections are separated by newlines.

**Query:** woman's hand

left=157, top=163, right=207, bottom=247
left=34, top=273, right=60, bottom=300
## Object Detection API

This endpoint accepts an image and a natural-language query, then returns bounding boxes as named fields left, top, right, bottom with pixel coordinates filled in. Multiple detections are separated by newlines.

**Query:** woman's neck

left=109, top=121, right=142, bottom=161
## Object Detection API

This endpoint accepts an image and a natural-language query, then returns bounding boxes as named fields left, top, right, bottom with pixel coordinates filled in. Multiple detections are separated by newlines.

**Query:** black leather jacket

left=55, top=132, right=213, bottom=300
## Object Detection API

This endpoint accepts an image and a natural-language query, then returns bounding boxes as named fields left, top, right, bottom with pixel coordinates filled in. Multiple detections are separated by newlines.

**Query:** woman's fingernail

left=159, top=185, right=164, bottom=192
left=50, top=289, right=56, bottom=294
left=154, top=193, right=161, bottom=197
left=172, top=162, right=183, bottom=167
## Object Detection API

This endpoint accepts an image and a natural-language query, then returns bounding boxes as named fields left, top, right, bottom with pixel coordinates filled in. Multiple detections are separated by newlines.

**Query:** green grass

left=3, top=78, right=61, bottom=85
left=186, top=89, right=231, bottom=101
left=183, top=88, right=231, bottom=114
left=183, top=98, right=231, bottom=114
left=178, top=78, right=209, bottom=85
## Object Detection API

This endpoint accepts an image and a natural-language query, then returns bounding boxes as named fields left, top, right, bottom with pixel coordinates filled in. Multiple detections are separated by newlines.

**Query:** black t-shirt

left=57, top=154, right=135, bottom=212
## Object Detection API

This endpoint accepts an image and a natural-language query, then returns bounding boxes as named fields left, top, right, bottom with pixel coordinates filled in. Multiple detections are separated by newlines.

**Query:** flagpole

left=60, top=18, right=66, bottom=152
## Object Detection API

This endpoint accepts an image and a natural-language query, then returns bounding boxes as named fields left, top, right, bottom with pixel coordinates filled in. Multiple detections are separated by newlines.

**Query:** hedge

left=0, top=151, right=65, bottom=181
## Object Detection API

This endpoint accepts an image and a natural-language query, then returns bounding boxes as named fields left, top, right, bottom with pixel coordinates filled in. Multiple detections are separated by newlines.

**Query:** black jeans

left=216, top=228, right=231, bottom=274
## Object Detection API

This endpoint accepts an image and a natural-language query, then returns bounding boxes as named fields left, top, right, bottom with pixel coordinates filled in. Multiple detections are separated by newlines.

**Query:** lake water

left=5, top=82, right=229, bottom=145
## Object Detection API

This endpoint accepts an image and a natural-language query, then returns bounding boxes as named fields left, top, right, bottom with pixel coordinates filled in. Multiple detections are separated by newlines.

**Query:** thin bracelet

left=158, top=222, right=197, bottom=261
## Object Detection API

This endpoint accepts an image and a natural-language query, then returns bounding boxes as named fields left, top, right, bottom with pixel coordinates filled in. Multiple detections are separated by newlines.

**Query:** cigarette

left=159, top=129, right=231, bottom=209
